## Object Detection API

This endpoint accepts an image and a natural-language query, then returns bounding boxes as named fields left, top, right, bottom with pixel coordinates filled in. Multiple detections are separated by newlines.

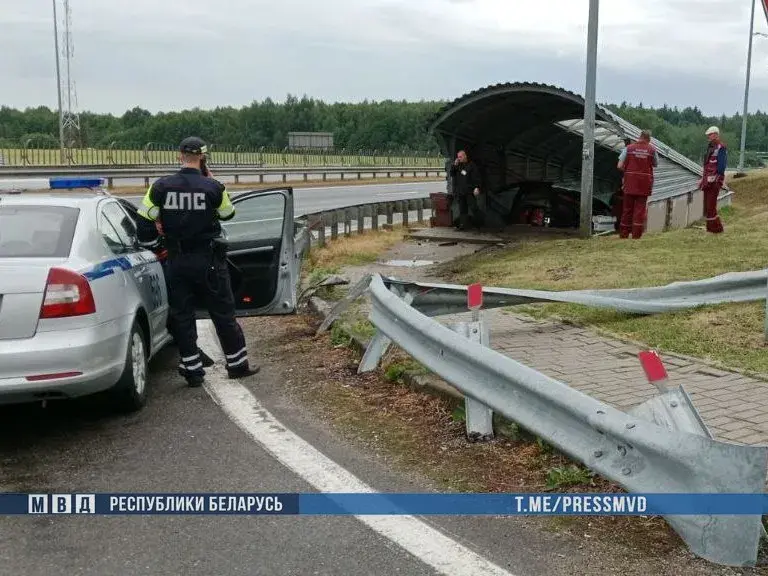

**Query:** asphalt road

left=0, top=350, right=440, bottom=575
left=122, top=180, right=446, bottom=217
left=0, top=320, right=542, bottom=576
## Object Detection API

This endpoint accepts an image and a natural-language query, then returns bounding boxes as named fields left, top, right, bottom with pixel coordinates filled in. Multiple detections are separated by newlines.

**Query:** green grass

left=437, top=170, right=768, bottom=375
left=545, top=465, right=594, bottom=490
left=305, top=227, right=406, bottom=272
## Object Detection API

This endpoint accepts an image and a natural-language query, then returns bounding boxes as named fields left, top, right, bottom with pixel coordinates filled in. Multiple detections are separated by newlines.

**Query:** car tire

left=110, top=318, right=149, bottom=413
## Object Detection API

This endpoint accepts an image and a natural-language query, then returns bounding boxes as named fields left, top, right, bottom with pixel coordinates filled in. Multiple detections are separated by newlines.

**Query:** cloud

left=0, top=0, right=766, bottom=117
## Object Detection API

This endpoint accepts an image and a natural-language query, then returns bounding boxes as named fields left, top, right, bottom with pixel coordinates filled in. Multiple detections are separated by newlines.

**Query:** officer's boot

left=227, top=362, right=260, bottom=380
left=178, top=365, right=205, bottom=388
left=186, top=374, right=205, bottom=388
left=199, top=348, right=215, bottom=368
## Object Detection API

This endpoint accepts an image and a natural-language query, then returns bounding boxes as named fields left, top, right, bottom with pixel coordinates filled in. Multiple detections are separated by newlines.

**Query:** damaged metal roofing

left=428, top=82, right=728, bottom=202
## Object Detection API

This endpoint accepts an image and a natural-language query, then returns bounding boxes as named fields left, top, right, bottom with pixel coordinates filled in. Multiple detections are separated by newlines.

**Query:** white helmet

left=705, top=126, right=720, bottom=135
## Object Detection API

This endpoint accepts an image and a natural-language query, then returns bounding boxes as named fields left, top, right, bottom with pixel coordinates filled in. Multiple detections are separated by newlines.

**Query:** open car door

left=118, top=187, right=306, bottom=319
left=207, top=186, right=302, bottom=317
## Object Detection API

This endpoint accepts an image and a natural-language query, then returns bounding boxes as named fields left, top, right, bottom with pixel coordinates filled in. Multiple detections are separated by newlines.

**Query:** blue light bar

left=49, top=177, right=105, bottom=190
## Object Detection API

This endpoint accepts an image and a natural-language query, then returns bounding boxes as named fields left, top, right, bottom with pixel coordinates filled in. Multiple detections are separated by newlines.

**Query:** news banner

left=4, top=493, right=768, bottom=515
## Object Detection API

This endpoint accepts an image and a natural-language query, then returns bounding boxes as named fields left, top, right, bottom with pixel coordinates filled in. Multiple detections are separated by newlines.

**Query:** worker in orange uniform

left=609, top=138, right=632, bottom=233
left=699, top=126, right=726, bottom=234
left=616, top=130, right=658, bottom=239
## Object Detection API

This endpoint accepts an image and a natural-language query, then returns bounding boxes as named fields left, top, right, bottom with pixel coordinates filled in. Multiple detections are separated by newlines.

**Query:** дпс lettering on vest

left=163, top=191, right=208, bottom=211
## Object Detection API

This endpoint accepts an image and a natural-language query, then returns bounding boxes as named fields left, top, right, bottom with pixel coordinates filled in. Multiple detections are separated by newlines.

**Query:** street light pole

left=579, top=0, right=599, bottom=238
left=738, top=0, right=757, bottom=175
left=52, top=0, right=65, bottom=164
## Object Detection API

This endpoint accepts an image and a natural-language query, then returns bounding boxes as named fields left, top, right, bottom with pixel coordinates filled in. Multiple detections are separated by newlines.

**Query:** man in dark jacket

left=137, top=136, right=257, bottom=386
left=135, top=199, right=214, bottom=370
left=449, top=150, right=482, bottom=230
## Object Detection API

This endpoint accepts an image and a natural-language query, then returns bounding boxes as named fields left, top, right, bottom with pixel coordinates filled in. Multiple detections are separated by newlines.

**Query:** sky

left=2, top=0, right=768, bottom=117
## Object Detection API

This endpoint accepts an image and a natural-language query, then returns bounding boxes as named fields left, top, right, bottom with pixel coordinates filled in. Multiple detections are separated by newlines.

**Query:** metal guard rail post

left=297, top=198, right=434, bottom=248
left=365, top=273, right=768, bottom=567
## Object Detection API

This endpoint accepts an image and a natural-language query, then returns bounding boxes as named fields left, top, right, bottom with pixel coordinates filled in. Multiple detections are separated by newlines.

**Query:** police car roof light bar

left=49, top=177, right=105, bottom=190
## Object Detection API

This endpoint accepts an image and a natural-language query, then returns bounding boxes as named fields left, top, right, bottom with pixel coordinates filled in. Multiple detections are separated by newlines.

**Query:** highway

left=122, top=180, right=446, bottom=216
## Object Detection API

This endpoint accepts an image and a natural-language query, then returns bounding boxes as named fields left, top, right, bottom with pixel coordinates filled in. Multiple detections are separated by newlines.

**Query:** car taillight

left=39, top=267, right=96, bottom=319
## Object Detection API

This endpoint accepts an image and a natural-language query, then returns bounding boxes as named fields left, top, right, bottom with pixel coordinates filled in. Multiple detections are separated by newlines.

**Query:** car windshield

left=0, top=205, right=80, bottom=258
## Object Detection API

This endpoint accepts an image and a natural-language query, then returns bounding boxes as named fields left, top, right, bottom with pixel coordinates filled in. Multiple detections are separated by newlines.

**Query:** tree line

left=605, top=102, right=766, bottom=167
left=1, top=94, right=767, bottom=166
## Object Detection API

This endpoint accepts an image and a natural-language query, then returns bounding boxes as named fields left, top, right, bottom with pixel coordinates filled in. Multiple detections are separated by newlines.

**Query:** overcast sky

left=3, top=0, right=768, bottom=117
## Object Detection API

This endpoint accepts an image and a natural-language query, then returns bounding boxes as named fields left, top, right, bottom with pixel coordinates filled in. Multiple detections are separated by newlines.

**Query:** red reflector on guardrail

left=638, top=350, right=668, bottom=383
left=467, top=283, right=483, bottom=310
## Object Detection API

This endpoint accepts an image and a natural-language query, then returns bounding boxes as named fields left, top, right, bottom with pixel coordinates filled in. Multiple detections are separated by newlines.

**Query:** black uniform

left=137, top=136, right=257, bottom=386
left=449, top=160, right=482, bottom=229
left=135, top=217, right=214, bottom=369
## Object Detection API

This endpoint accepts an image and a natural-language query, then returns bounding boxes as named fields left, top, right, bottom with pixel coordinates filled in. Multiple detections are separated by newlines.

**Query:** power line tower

left=52, top=0, right=80, bottom=164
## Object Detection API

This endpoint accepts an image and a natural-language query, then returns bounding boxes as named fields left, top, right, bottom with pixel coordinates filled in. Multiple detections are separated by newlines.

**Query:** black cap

left=179, top=136, right=207, bottom=155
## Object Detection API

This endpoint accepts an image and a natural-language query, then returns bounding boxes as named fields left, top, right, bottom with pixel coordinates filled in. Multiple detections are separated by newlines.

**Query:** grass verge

left=305, top=227, right=407, bottom=272
left=436, top=172, right=768, bottom=375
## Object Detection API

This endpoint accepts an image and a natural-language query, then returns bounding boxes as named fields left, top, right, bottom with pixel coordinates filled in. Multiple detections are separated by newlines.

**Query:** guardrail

left=347, top=274, right=767, bottom=567
left=297, top=197, right=768, bottom=567
left=297, top=197, right=434, bottom=247
left=0, top=165, right=446, bottom=188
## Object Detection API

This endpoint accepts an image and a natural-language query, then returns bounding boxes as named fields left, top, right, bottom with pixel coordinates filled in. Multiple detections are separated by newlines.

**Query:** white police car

left=0, top=177, right=306, bottom=412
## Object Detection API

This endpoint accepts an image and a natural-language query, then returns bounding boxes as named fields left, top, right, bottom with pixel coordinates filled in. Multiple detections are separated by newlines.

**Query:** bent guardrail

left=378, top=272, right=768, bottom=316
left=334, top=274, right=768, bottom=567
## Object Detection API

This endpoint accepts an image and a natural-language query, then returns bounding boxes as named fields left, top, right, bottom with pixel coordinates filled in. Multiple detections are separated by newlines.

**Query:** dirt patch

left=547, top=266, right=574, bottom=282
left=242, top=312, right=767, bottom=575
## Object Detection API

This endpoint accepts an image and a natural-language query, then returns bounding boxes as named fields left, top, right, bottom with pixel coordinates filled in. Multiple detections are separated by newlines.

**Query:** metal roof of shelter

left=428, top=82, right=725, bottom=202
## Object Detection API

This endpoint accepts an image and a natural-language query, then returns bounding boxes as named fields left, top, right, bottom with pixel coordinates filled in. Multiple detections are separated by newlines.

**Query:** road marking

left=196, top=319, right=517, bottom=576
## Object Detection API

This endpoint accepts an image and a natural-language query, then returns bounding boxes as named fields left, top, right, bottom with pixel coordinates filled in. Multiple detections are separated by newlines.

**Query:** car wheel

left=111, top=318, right=148, bottom=413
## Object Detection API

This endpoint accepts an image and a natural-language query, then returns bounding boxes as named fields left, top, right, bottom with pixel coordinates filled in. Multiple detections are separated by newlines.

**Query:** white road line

left=196, top=319, right=518, bottom=576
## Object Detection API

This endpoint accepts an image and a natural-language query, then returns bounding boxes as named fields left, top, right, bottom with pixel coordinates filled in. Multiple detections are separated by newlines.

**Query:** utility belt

left=165, top=236, right=228, bottom=258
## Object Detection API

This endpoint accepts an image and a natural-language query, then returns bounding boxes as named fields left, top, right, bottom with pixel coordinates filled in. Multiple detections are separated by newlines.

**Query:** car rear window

left=0, top=205, right=80, bottom=257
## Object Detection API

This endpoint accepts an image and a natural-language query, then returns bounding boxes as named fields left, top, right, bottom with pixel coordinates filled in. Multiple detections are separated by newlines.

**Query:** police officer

left=135, top=216, right=214, bottom=369
left=137, top=136, right=258, bottom=387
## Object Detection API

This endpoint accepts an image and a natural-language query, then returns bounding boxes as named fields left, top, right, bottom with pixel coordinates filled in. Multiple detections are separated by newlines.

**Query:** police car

left=0, top=177, right=307, bottom=412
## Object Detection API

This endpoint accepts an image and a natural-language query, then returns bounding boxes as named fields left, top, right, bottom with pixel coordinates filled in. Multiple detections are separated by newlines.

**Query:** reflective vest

left=703, top=142, right=725, bottom=187
left=622, top=142, right=656, bottom=197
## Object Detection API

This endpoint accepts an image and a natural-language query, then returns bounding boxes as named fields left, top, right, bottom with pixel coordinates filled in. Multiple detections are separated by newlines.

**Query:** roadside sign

left=467, top=283, right=483, bottom=310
